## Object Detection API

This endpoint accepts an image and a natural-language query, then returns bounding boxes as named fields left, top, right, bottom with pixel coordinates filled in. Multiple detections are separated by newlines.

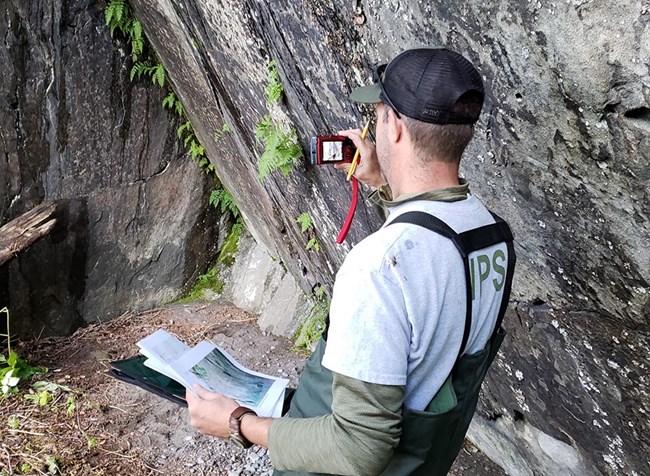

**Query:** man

left=186, top=48, right=515, bottom=476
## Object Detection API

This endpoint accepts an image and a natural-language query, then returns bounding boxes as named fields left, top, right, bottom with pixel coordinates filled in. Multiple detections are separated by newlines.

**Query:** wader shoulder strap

left=387, top=210, right=516, bottom=359
left=387, top=212, right=473, bottom=359
left=486, top=211, right=516, bottom=341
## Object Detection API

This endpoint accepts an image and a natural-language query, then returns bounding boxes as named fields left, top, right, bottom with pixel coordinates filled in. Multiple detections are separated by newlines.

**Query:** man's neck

left=389, top=163, right=460, bottom=199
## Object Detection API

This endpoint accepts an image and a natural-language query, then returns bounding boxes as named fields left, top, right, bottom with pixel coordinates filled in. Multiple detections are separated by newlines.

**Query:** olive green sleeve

left=268, top=372, right=403, bottom=476
left=367, top=185, right=392, bottom=222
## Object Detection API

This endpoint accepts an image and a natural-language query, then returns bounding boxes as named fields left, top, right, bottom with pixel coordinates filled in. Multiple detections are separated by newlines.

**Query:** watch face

left=229, top=435, right=247, bottom=449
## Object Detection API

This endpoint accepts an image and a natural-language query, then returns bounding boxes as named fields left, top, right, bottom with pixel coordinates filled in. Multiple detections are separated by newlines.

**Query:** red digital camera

left=310, top=135, right=356, bottom=165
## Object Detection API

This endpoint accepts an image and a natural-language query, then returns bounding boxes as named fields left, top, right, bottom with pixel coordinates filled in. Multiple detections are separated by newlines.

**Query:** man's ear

left=388, top=109, right=403, bottom=144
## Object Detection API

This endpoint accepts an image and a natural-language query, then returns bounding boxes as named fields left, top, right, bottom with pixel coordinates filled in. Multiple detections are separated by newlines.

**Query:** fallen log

left=0, top=202, right=57, bottom=266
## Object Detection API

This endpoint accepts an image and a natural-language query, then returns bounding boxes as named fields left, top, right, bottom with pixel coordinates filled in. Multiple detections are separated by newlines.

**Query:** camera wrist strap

left=336, top=177, right=359, bottom=244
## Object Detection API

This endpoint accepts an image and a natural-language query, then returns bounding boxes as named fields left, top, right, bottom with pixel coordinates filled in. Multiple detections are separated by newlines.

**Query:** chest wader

left=274, top=211, right=516, bottom=476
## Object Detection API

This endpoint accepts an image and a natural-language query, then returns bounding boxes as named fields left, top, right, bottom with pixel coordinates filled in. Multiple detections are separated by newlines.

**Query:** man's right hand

left=334, top=129, right=388, bottom=189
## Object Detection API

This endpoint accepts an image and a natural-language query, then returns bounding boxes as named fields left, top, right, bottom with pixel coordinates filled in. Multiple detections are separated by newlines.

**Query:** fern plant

left=162, top=92, right=184, bottom=116
left=130, top=61, right=165, bottom=86
left=306, top=238, right=320, bottom=253
left=104, top=0, right=216, bottom=199
left=265, top=60, right=284, bottom=104
left=255, top=61, right=303, bottom=181
left=104, top=0, right=144, bottom=61
left=296, top=213, right=313, bottom=233
left=210, top=187, right=240, bottom=218
left=296, top=213, right=320, bottom=252
left=256, top=115, right=302, bottom=181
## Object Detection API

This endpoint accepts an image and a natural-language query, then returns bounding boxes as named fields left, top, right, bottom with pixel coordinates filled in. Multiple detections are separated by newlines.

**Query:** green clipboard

left=108, top=355, right=187, bottom=407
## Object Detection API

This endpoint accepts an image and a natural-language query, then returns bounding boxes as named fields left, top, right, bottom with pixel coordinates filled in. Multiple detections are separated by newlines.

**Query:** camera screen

left=321, top=141, right=343, bottom=162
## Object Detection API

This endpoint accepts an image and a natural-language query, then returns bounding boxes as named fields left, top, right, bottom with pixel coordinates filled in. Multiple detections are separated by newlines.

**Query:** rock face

left=126, top=0, right=649, bottom=474
left=1, top=0, right=648, bottom=473
left=0, top=0, right=219, bottom=336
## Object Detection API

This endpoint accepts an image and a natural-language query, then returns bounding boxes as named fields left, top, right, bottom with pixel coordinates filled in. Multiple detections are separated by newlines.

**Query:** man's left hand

left=186, top=384, right=239, bottom=439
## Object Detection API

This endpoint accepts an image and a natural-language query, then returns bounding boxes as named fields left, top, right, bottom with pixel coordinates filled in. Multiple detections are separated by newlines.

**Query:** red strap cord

left=336, top=177, right=359, bottom=244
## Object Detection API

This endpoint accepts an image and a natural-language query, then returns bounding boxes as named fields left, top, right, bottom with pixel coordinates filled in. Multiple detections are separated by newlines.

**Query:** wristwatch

left=229, top=406, right=256, bottom=449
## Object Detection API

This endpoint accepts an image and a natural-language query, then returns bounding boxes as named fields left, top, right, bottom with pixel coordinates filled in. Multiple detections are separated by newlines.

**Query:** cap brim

left=349, top=84, right=382, bottom=103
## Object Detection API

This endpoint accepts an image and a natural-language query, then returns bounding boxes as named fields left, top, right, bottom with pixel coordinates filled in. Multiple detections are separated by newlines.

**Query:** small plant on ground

left=294, top=285, right=330, bottom=352
left=8, top=414, right=20, bottom=429
left=66, top=395, right=76, bottom=416
left=45, top=455, right=61, bottom=474
left=1, top=309, right=47, bottom=395
left=87, top=436, right=100, bottom=449
left=24, top=381, right=73, bottom=407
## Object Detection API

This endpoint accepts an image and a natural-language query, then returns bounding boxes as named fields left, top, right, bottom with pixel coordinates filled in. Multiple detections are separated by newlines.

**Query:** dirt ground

left=1, top=302, right=505, bottom=475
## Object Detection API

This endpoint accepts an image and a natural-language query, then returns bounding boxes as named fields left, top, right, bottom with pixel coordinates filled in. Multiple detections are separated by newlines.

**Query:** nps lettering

left=469, top=249, right=506, bottom=300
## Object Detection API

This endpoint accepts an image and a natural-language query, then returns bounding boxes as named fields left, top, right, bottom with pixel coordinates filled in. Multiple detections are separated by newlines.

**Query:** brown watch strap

left=229, top=406, right=256, bottom=448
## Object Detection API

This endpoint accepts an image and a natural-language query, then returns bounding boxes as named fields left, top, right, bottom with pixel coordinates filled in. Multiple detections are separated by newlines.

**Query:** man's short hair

left=401, top=94, right=481, bottom=164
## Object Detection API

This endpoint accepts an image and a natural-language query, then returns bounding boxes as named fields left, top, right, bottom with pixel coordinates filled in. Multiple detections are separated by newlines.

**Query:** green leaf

left=132, top=20, right=142, bottom=42
left=130, top=61, right=149, bottom=82
left=153, top=64, right=165, bottom=87
left=162, top=92, right=176, bottom=110
left=1, top=369, right=20, bottom=389
left=296, top=213, right=313, bottom=233
left=209, top=191, right=219, bottom=207
left=8, top=415, right=20, bottom=429
left=66, top=396, right=76, bottom=416
left=174, top=100, right=184, bottom=116
left=177, top=121, right=192, bottom=139
left=306, top=238, right=320, bottom=252
left=209, top=187, right=240, bottom=218
left=105, top=3, right=115, bottom=26
left=313, top=284, right=326, bottom=300
left=255, top=118, right=302, bottom=181
left=38, top=390, right=53, bottom=406
left=190, top=141, right=204, bottom=160
left=255, top=115, right=273, bottom=143
left=113, top=0, right=124, bottom=24
left=32, top=381, right=72, bottom=393
left=265, top=60, right=284, bottom=104
left=45, top=455, right=60, bottom=474
left=7, top=351, right=17, bottom=367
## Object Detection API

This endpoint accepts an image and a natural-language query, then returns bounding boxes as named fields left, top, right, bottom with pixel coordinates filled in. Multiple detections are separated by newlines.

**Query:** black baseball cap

left=350, top=48, right=484, bottom=124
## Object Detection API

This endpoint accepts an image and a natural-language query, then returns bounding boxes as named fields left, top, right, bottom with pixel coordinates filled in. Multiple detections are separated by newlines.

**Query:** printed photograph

left=190, top=348, right=274, bottom=406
